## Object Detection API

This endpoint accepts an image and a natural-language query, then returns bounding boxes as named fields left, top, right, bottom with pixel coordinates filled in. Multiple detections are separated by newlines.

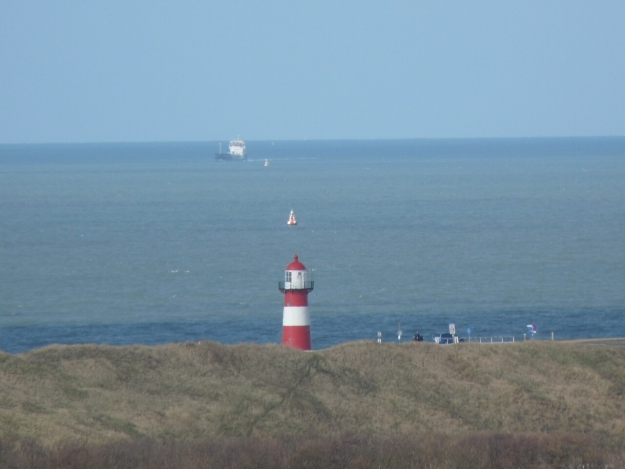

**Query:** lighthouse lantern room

left=279, top=254, right=314, bottom=350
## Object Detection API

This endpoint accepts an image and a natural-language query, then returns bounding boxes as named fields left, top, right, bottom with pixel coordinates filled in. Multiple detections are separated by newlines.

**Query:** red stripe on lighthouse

left=284, top=290, right=309, bottom=307
left=282, top=326, right=311, bottom=350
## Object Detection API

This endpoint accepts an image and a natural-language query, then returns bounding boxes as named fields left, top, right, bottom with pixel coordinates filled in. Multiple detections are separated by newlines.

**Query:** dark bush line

left=1, top=433, right=622, bottom=469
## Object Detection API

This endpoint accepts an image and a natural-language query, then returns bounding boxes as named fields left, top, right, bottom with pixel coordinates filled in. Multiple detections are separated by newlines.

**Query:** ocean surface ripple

left=1, top=138, right=624, bottom=353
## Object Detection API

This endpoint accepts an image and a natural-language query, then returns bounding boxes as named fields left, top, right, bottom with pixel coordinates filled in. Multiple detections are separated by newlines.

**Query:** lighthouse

left=279, top=254, right=314, bottom=350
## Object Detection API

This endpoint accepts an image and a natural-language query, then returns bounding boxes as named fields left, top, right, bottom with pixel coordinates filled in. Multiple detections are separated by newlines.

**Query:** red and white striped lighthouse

left=279, top=254, right=314, bottom=350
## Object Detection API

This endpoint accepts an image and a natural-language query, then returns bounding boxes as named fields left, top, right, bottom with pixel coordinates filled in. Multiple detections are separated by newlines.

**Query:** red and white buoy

left=287, top=209, right=297, bottom=226
left=279, top=254, right=314, bottom=350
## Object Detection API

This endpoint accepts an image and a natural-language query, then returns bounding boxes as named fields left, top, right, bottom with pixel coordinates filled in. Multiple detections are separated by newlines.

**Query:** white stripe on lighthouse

left=282, top=306, right=310, bottom=326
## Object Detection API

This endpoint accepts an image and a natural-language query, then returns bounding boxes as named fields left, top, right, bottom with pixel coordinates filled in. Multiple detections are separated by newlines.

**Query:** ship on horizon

left=215, top=138, right=246, bottom=161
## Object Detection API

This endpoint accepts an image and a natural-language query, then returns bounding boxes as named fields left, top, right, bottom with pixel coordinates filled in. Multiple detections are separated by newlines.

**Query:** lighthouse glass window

left=285, top=272, right=292, bottom=283
left=293, top=271, right=304, bottom=288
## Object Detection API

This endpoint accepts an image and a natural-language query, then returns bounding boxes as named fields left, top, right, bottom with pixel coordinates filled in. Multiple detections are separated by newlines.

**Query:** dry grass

left=1, top=340, right=625, bottom=447
left=2, top=433, right=622, bottom=469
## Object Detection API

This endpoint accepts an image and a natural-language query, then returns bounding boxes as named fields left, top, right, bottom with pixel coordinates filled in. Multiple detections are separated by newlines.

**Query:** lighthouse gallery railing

left=278, top=281, right=314, bottom=291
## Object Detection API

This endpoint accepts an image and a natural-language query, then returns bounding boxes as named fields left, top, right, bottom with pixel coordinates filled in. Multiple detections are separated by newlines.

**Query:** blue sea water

left=1, top=138, right=624, bottom=353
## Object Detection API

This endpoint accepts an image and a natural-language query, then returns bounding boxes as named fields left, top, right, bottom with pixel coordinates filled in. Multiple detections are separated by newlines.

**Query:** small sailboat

left=264, top=159, right=269, bottom=167
left=287, top=210, right=297, bottom=226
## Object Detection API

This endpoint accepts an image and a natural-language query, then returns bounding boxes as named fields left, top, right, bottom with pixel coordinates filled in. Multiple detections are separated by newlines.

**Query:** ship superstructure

left=215, top=138, right=246, bottom=161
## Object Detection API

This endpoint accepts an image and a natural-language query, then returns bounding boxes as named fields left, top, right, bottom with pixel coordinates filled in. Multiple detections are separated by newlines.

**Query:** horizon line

left=2, top=135, right=625, bottom=146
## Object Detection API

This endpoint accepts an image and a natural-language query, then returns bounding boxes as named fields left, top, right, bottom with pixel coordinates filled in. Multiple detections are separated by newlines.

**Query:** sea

left=1, top=138, right=624, bottom=353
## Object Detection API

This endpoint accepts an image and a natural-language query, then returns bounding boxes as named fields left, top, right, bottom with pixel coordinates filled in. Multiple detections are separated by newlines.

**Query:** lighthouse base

left=282, top=326, right=311, bottom=351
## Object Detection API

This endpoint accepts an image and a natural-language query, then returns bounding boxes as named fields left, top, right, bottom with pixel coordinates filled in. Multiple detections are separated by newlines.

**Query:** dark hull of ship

left=215, top=153, right=245, bottom=161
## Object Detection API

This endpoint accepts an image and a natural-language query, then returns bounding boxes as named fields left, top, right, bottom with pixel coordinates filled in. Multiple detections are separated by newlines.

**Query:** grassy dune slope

left=1, top=340, right=624, bottom=446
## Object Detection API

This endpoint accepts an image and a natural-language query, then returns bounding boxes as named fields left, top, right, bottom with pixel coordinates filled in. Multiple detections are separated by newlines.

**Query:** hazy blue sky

left=1, top=1, right=624, bottom=143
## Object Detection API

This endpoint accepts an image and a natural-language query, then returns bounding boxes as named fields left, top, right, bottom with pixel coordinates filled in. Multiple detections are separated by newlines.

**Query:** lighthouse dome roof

left=286, top=254, right=306, bottom=271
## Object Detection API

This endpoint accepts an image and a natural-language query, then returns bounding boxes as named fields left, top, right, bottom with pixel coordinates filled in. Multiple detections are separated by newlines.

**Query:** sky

left=1, top=1, right=624, bottom=143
